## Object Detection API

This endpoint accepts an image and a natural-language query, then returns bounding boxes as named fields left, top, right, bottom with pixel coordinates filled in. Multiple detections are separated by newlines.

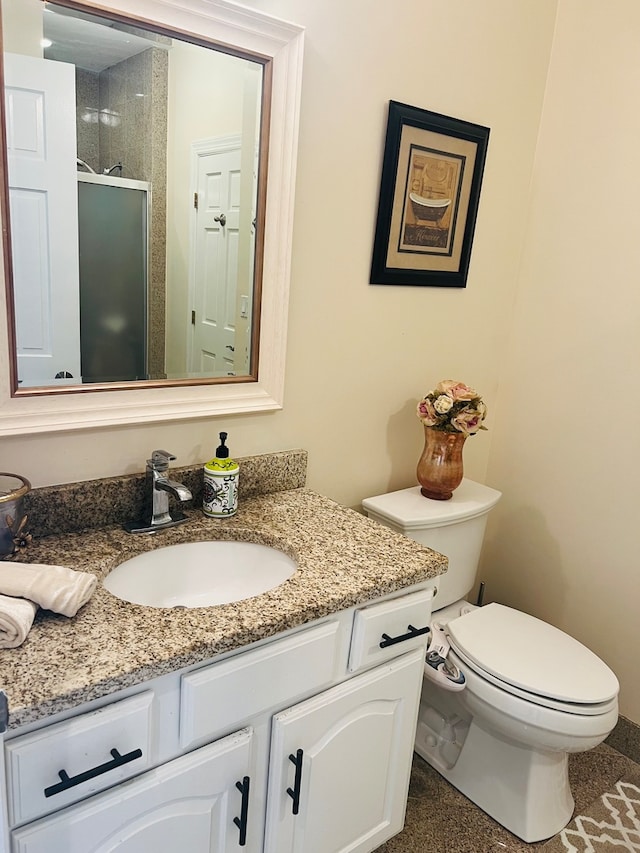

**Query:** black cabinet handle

left=44, top=747, right=143, bottom=798
left=286, top=748, right=304, bottom=815
left=379, top=623, right=430, bottom=649
left=233, top=776, right=250, bottom=846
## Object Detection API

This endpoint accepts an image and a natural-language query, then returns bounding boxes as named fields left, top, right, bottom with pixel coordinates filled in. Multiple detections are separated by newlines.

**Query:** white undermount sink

left=103, top=540, right=297, bottom=608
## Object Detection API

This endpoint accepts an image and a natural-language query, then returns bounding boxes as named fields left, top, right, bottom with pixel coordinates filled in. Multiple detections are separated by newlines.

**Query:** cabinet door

left=264, top=648, right=425, bottom=853
left=12, top=728, right=256, bottom=853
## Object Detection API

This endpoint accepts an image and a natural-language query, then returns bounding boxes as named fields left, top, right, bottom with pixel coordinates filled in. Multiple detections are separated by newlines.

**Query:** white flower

left=434, top=394, right=453, bottom=414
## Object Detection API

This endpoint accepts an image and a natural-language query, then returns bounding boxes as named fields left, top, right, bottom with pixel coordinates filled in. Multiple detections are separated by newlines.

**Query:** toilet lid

left=446, top=603, right=619, bottom=706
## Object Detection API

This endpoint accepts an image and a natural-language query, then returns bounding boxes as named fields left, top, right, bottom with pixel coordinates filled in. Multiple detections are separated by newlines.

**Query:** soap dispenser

left=203, top=432, right=239, bottom=518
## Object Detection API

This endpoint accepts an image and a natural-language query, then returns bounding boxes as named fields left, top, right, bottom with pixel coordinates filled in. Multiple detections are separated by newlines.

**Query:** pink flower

left=416, top=397, right=438, bottom=426
left=435, top=379, right=479, bottom=402
left=450, top=402, right=487, bottom=435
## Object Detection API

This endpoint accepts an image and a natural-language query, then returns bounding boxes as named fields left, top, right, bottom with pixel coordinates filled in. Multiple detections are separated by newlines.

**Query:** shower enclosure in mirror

left=78, top=173, right=149, bottom=384
left=2, top=0, right=264, bottom=391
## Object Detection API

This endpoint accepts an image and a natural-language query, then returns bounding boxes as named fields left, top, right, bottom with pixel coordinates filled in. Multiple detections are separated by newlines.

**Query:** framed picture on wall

left=370, top=101, right=490, bottom=288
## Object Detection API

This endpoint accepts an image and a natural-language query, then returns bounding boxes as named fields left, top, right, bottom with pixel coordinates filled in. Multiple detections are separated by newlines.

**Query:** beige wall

left=20, top=2, right=640, bottom=719
left=2, top=0, right=41, bottom=57
left=481, top=0, right=640, bottom=721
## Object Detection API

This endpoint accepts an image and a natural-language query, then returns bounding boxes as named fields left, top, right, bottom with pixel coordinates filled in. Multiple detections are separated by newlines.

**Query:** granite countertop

left=0, top=488, right=447, bottom=730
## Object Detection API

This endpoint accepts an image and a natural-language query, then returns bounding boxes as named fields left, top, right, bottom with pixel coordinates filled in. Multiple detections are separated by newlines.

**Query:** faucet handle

left=148, top=450, right=176, bottom=471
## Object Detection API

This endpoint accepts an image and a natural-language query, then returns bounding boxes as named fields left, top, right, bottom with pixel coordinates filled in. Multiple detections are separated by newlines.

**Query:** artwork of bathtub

left=409, top=193, right=451, bottom=223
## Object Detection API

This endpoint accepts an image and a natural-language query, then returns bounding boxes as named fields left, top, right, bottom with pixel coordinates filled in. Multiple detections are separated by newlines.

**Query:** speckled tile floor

left=374, top=744, right=639, bottom=852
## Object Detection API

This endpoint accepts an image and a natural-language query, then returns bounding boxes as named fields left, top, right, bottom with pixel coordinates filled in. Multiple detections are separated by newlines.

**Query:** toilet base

left=415, top=699, right=574, bottom=842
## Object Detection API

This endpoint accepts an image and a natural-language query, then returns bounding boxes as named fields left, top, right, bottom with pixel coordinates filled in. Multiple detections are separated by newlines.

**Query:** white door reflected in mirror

left=4, top=53, right=81, bottom=386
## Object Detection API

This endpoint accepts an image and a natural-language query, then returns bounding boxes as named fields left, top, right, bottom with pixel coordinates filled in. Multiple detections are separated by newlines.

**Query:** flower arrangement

left=417, top=379, right=487, bottom=436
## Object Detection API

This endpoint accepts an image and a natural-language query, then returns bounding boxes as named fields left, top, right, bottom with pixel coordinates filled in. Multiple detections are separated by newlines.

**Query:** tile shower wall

left=75, top=69, right=99, bottom=168
left=100, top=47, right=168, bottom=380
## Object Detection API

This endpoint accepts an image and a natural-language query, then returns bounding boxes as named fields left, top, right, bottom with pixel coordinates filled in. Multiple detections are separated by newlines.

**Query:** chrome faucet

left=124, top=450, right=193, bottom=534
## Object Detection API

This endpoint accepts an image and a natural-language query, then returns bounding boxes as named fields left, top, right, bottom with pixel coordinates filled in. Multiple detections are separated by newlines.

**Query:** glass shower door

left=77, top=176, right=149, bottom=383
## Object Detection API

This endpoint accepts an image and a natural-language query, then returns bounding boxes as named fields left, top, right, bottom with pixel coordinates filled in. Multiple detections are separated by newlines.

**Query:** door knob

left=214, top=213, right=227, bottom=226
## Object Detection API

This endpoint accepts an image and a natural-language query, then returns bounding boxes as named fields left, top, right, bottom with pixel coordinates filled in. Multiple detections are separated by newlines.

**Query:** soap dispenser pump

left=203, top=432, right=239, bottom=518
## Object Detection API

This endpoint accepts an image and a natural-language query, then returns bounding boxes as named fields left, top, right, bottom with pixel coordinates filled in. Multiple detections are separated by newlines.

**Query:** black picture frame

left=370, top=101, right=490, bottom=288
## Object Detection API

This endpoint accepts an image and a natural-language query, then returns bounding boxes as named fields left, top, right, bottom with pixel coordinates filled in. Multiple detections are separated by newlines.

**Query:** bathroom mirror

left=0, top=0, right=303, bottom=434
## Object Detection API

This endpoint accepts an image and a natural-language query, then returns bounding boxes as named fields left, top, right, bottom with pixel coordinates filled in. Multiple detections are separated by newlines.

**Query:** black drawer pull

left=44, top=747, right=143, bottom=798
left=286, top=748, right=304, bottom=815
left=233, top=776, right=250, bottom=846
left=379, top=623, right=430, bottom=649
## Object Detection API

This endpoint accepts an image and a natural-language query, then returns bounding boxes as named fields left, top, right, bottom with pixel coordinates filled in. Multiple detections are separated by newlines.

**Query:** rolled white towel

left=0, top=563, right=97, bottom=617
left=0, top=594, right=37, bottom=648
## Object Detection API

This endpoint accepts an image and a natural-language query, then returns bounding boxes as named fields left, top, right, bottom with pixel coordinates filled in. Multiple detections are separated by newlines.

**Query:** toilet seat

left=446, top=603, right=619, bottom=715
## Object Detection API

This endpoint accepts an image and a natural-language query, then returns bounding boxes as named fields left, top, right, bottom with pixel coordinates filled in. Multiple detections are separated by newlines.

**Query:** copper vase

left=417, top=426, right=467, bottom=500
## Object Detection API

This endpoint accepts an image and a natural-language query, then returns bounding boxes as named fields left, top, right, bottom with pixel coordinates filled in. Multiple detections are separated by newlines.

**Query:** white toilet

left=362, top=478, right=619, bottom=843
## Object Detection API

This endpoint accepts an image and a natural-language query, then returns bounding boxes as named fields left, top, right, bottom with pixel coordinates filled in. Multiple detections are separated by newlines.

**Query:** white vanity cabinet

left=1, top=585, right=434, bottom=853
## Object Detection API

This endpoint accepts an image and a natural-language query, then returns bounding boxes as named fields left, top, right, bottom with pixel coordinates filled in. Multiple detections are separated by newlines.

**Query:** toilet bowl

left=362, top=480, right=619, bottom=843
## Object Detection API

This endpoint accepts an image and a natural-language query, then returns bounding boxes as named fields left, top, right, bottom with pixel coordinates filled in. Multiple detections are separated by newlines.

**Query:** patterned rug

left=542, top=772, right=640, bottom=852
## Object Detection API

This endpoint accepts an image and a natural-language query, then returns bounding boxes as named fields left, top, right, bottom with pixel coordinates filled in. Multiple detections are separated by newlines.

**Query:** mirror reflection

left=2, top=0, right=264, bottom=390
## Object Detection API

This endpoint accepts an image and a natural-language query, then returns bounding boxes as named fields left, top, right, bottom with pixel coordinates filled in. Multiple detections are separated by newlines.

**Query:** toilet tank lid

left=362, top=478, right=502, bottom=529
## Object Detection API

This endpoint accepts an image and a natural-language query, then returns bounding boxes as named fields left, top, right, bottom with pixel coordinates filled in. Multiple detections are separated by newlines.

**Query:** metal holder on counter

left=0, top=473, right=31, bottom=559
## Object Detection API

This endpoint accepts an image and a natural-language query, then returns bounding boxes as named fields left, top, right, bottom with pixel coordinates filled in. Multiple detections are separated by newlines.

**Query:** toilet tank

left=362, top=479, right=501, bottom=610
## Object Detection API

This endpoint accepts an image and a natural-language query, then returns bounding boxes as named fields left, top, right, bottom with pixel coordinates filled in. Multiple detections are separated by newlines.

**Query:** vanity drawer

left=5, top=691, right=155, bottom=827
left=180, top=620, right=342, bottom=749
left=348, top=587, right=434, bottom=673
